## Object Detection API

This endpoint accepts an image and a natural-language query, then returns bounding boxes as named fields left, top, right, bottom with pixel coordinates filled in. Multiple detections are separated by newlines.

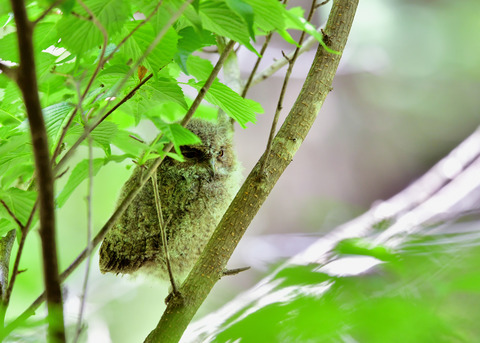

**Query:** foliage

left=211, top=224, right=480, bottom=342
left=0, top=0, right=329, bottom=340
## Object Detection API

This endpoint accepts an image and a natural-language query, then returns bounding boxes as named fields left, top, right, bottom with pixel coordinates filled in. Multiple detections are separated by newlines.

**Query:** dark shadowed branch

left=9, top=0, right=65, bottom=341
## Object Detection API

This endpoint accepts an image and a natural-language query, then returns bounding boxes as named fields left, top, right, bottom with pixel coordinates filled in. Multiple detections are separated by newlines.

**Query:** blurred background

left=9, top=0, right=480, bottom=342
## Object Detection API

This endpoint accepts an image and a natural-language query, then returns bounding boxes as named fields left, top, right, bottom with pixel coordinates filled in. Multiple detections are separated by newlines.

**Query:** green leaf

left=111, top=129, right=150, bottom=157
left=199, top=0, right=257, bottom=54
left=121, top=22, right=178, bottom=74
left=91, top=121, right=118, bottom=154
left=186, top=55, right=214, bottom=81
left=285, top=7, right=339, bottom=54
left=0, top=31, right=18, bottom=63
left=43, top=102, right=75, bottom=153
left=144, top=77, right=188, bottom=109
left=334, top=238, right=397, bottom=262
left=156, top=121, right=201, bottom=154
left=244, top=0, right=285, bottom=32
left=0, top=188, right=37, bottom=227
left=225, top=0, right=255, bottom=40
left=175, top=27, right=216, bottom=73
left=187, top=79, right=260, bottom=128
left=56, top=158, right=104, bottom=208
left=57, top=0, right=131, bottom=55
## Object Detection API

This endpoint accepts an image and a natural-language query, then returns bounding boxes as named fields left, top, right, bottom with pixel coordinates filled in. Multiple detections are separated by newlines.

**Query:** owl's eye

left=218, top=149, right=224, bottom=157
left=181, top=147, right=204, bottom=159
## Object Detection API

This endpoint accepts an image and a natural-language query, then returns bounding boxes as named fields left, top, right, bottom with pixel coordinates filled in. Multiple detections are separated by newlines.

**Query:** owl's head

left=163, top=118, right=238, bottom=179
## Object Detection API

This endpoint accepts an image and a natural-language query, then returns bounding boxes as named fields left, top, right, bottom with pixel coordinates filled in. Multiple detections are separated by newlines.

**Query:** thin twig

left=51, top=0, right=109, bottom=164
left=2, top=200, right=37, bottom=325
left=32, top=0, right=64, bottom=27
left=0, top=200, right=25, bottom=230
left=259, top=1, right=318, bottom=176
left=53, top=72, right=154, bottom=174
left=102, top=1, right=164, bottom=67
left=0, top=63, right=17, bottom=82
left=3, top=37, right=235, bottom=338
left=222, top=266, right=250, bottom=277
left=151, top=173, right=178, bottom=295
left=251, top=27, right=323, bottom=87
left=10, top=0, right=65, bottom=340
left=241, top=32, right=273, bottom=98
left=73, top=134, right=94, bottom=343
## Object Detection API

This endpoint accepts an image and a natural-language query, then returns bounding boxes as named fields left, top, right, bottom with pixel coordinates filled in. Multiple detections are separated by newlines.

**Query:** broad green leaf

left=225, top=0, right=255, bottom=39
left=175, top=27, right=216, bottom=73
left=187, top=79, right=260, bottom=128
left=0, top=31, right=18, bottom=63
left=186, top=55, right=214, bottom=81
left=91, top=121, right=118, bottom=154
left=111, top=129, right=150, bottom=157
left=57, top=0, right=131, bottom=55
left=56, top=158, right=104, bottom=208
left=156, top=121, right=201, bottom=155
left=121, top=22, right=178, bottom=74
left=244, top=0, right=285, bottom=32
left=199, top=0, right=257, bottom=53
left=43, top=102, right=75, bottom=153
left=144, top=77, right=188, bottom=109
left=0, top=219, right=14, bottom=238
left=0, top=188, right=37, bottom=227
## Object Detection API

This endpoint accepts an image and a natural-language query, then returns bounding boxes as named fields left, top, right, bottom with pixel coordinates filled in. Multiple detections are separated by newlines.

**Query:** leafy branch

left=145, top=0, right=359, bottom=341
left=2, top=38, right=236, bottom=339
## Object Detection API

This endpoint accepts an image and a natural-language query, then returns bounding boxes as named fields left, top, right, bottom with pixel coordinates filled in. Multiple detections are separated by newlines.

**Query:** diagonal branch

left=9, top=0, right=65, bottom=341
left=145, top=0, right=359, bottom=342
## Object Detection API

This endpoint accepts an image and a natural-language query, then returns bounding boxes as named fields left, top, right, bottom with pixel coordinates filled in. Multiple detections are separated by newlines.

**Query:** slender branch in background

left=51, top=0, right=109, bottom=164
left=3, top=38, right=235, bottom=338
left=2, top=201, right=37, bottom=323
left=151, top=172, right=178, bottom=295
left=54, top=72, right=154, bottom=174
left=181, top=40, right=235, bottom=127
left=241, top=32, right=273, bottom=98
left=32, top=0, right=64, bottom=27
left=145, top=0, right=358, bottom=341
left=0, top=230, right=16, bottom=329
left=0, top=63, right=17, bottom=82
left=9, top=0, right=65, bottom=341
left=73, top=134, right=94, bottom=343
left=0, top=201, right=25, bottom=230
left=259, top=0, right=318, bottom=176
left=251, top=27, right=323, bottom=87
left=102, top=1, right=164, bottom=67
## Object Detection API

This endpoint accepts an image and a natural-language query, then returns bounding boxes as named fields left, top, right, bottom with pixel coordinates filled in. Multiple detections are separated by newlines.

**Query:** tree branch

left=9, top=0, right=65, bottom=342
left=251, top=26, right=324, bottom=87
left=144, top=0, right=359, bottom=342
left=0, top=63, right=18, bottom=82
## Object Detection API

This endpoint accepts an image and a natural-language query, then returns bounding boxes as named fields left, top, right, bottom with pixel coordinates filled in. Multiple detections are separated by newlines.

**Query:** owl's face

left=162, top=119, right=237, bottom=179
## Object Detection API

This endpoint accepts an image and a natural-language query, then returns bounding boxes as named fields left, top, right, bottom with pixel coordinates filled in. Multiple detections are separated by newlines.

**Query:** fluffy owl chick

left=99, top=118, right=241, bottom=281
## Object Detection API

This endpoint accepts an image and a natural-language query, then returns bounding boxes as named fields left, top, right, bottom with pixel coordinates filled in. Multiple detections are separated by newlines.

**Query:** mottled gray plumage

left=99, top=118, right=240, bottom=281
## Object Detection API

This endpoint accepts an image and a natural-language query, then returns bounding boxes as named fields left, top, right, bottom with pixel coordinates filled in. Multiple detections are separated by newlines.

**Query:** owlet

left=99, top=118, right=241, bottom=281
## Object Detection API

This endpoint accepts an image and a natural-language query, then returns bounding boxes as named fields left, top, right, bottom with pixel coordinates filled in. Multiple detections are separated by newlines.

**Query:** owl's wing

left=99, top=169, right=201, bottom=275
